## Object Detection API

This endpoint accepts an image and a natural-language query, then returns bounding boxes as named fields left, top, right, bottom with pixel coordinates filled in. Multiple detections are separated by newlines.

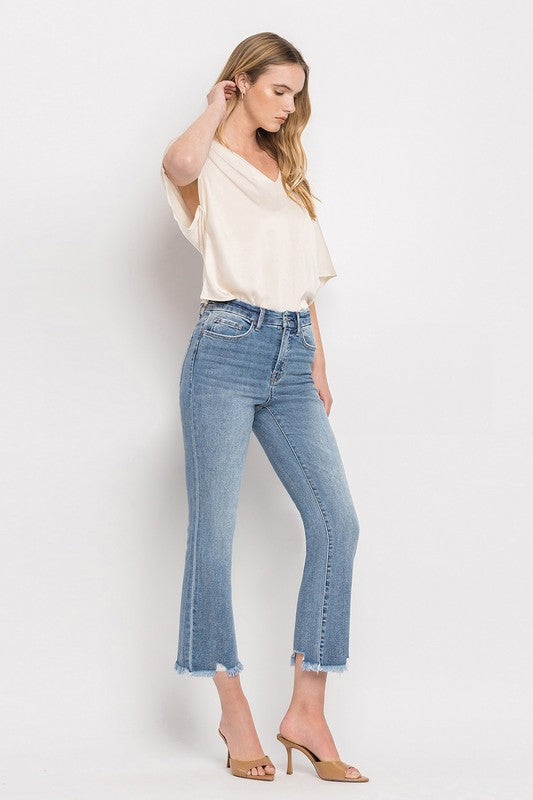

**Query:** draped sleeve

left=314, top=217, right=338, bottom=287
left=160, top=144, right=207, bottom=254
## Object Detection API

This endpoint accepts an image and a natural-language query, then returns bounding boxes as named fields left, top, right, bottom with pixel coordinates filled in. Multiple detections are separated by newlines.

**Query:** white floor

left=3, top=720, right=530, bottom=800
left=1, top=758, right=526, bottom=800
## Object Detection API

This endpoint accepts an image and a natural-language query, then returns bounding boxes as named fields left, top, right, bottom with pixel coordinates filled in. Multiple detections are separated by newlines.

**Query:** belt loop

left=296, top=310, right=301, bottom=335
left=256, top=307, right=265, bottom=329
left=199, top=300, right=207, bottom=317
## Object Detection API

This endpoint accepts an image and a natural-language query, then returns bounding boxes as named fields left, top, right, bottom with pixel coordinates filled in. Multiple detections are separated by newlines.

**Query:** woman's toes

left=345, top=766, right=362, bottom=779
left=246, top=761, right=275, bottom=776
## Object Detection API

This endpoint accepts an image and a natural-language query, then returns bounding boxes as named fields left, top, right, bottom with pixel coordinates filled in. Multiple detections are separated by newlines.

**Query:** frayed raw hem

left=174, top=659, right=244, bottom=677
left=290, top=650, right=349, bottom=673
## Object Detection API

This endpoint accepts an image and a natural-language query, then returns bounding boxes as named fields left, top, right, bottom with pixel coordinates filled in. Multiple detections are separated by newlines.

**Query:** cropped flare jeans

left=175, top=298, right=360, bottom=677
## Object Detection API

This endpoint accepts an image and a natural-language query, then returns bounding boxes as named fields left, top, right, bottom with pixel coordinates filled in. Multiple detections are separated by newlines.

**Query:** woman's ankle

left=282, top=701, right=325, bottom=720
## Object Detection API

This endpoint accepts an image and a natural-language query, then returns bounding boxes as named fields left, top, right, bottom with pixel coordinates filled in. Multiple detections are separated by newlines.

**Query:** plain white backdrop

left=1, top=1, right=531, bottom=798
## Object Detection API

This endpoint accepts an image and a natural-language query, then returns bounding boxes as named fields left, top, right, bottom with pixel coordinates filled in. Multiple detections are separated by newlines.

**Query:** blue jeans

left=175, top=298, right=360, bottom=677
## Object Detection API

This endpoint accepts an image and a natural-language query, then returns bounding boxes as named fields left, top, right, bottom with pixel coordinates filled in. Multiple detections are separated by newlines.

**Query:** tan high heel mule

left=218, top=728, right=275, bottom=780
left=277, top=732, right=369, bottom=782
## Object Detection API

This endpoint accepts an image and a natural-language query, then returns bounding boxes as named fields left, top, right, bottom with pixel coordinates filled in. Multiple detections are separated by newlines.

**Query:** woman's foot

left=279, top=708, right=363, bottom=780
left=218, top=697, right=276, bottom=777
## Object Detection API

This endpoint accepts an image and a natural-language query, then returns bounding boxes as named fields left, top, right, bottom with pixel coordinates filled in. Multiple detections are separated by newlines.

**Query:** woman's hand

left=307, top=302, right=333, bottom=416
left=207, top=80, right=237, bottom=122
left=311, top=361, right=333, bottom=416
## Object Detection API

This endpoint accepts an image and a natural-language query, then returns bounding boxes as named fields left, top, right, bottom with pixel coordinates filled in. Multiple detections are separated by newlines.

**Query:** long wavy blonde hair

left=213, top=32, right=320, bottom=220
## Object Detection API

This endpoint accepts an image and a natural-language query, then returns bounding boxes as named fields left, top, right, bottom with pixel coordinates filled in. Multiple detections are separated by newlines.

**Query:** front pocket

left=213, top=316, right=243, bottom=330
left=202, top=310, right=254, bottom=339
left=300, top=323, right=317, bottom=350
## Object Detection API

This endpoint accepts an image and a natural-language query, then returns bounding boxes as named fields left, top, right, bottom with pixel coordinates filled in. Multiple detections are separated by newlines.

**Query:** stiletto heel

left=218, top=728, right=275, bottom=780
left=276, top=732, right=369, bottom=782
left=279, top=737, right=293, bottom=774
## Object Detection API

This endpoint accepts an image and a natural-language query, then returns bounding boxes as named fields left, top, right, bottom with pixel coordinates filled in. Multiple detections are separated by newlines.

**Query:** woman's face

left=237, top=64, right=306, bottom=132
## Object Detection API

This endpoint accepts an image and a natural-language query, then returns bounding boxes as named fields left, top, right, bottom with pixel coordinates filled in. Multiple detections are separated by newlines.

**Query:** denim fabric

left=175, top=298, right=360, bottom=677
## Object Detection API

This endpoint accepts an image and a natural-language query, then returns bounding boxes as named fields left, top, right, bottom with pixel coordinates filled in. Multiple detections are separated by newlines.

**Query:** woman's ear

left=233, top=71, right=249, bottom=94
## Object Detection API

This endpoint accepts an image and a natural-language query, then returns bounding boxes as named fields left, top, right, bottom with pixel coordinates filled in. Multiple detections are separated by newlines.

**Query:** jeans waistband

left=199, top=298, right=311, bottom=331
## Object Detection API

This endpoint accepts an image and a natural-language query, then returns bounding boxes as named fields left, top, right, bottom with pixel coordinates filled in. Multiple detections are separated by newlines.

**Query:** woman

left=161, top=32, right=368, bottom=783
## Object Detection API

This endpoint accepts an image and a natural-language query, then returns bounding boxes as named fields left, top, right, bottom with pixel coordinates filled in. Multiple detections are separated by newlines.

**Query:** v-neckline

left=211, top=139, right=281, bottom=184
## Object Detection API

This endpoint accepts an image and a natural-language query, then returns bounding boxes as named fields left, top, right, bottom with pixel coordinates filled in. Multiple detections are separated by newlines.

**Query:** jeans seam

left=260, top=405, right=331, bottom=665
left=186, top=329, right=203, bottom=671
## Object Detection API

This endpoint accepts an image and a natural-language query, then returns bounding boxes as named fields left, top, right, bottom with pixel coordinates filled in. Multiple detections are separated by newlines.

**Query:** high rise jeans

left=175, top=298, right=360, bottom=677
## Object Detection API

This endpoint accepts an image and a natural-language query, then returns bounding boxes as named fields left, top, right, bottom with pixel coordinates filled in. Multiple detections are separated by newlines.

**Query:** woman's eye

left=274, top=91, right=283, bottom=96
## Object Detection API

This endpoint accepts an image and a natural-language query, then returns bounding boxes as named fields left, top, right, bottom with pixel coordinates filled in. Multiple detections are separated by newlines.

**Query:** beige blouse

left=161, top=137, right=337, bottom=312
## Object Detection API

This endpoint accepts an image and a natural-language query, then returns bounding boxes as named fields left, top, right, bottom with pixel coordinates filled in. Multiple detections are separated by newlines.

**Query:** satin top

left=160, top=137, right=337, bottom=311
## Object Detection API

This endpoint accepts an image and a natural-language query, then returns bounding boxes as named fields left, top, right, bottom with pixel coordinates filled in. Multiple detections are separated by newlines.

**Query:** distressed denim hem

left=174, top=659, right=244, bottom=677
left=290, top=650, right=348, bottom=673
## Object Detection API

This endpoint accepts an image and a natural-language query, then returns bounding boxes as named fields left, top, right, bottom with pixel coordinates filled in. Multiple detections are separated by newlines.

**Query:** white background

left=1, top=1, right=532, bottom=798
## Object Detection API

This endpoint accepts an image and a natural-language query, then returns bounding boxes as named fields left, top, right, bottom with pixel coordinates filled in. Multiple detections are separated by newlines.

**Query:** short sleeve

left=314, top=218, right=338, bottom=287
left=160, top=156, right=206, bottom=254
